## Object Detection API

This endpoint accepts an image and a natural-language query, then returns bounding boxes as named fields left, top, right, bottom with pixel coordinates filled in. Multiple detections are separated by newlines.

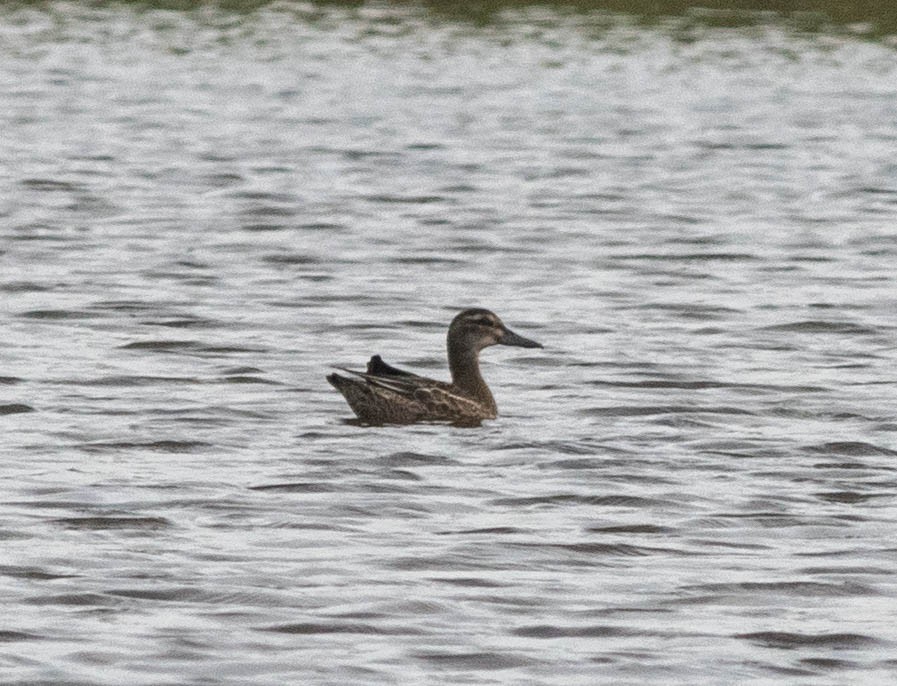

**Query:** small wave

left=0, top=281, right=52, bottom=293
left=119, top=340, right=200, bottom=351
left=365, top=193, right=446, bottom=204
left=27, top=592, right=115, bottom=606
left=0, top=565, right=74, bottom=580
left=490, top=494, right=665, bottom=508
left=811, top=462, right=876, bottom=470
left=78, top=440, right=211, bottom=453
left=142, top=318, right=218, bottom=329
left=203, top=171, right=243, bottom=187
left=200, top=345, right=267, bottom=354
left=106, top=587, right=204, bottom=602
left=241, top=222, right=289, bottom=232
left=262, top=253, right=321, bottom=265
left=761, top=320, right=878, bottom=335
left=735, top=631, right=879, bottom=649
left=588, top=380, right=829, bottom=392
left=439, top=526, right=528, bottom=535
left=799, top=657, right=859, bottom=669
left=79, top=375, right=201, bottom=387
left=222, top=366, right=264, bottom=375
left=297, top=222, right=346, bottom=231
left=239, top=205, right=296, bottom=219
left=20, top=308, right=93, bottom=320
left=249, top=482, right=337, bottom=493
left=512, top=624, right=637, bottom=638
left=815, top=491, right=880, bottom=504
left=430, top=577, right=506, bottom=588
left=615, top=252, right=757, bottom=261
left=807, top=441, right=897, bottom=457
left=390, top=255, right=466, bottom=265
left=410, top=651, right=532, bottom=670
left=586, top=524, right=674, bottom=535
left=800, top=565, right=891, bottom=576
left=686, top=581, right=875, bottom=597
left=0, top=403, right=34, bottom=415
left=504, top=440, right=601, bottom=456
left=226, top=190, right=296, bottom=202
left=0, top=630, right=40, bottom=642
left=52, top=516, right=172, bottom=530
left=86, top=300, right=157, bottom=313
left=21, top=178, right=83, bottom=192
left=260, top=622, right=421, bottom=636
left=579, top=405, right=754, bottom=417
left=223, top=375, right=278, bottom=384
left=548, top=458, right=612, bottom=470
left=537, top=541, right=687, bottom=557
left=374, top=452, right=457, bottom=467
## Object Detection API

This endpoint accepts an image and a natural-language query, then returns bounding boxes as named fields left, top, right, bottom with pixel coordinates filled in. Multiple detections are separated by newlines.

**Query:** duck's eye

left=473, top=316, right=493, bottom=326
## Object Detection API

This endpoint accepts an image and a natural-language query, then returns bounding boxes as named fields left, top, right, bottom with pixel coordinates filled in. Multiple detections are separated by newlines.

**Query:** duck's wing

left=327, top=371, right=427, bottom=424
left=331, top=366, right=488, bottom=420
left=331, top=365, right=443, bottom=395
left=407, top=384, right=492, bottom=421
left=337, top=355, right=444, bottom=388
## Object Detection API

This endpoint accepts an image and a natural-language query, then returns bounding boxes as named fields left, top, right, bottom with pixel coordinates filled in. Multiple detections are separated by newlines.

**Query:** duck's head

left=448, top=308, right=543, bottom=353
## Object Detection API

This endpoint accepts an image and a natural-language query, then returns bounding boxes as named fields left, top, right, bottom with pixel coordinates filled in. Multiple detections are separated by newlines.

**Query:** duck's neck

left=448, top=343, right=496, bottom=412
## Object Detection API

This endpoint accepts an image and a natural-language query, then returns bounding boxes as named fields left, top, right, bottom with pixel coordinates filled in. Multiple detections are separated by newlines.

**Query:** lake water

left=2, top=3, right=897, bottom=684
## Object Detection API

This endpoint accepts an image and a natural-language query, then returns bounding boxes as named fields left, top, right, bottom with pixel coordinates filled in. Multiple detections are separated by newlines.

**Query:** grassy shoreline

left=7, top=0, right=897, bottom=37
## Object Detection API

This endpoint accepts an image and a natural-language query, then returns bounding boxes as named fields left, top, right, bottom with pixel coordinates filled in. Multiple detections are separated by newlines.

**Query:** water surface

left=2, top=4, right=897, bottom=685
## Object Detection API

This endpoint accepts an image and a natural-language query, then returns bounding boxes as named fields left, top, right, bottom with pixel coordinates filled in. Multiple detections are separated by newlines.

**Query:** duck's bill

left=499, top=328, right=543, bottom=348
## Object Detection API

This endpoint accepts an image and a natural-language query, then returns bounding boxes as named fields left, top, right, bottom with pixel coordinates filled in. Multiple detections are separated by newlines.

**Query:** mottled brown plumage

left=327, top=308, right=542, bottom=425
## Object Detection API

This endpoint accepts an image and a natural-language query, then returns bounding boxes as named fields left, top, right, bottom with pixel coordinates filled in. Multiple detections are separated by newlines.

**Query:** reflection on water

left=2, top=3, right=897, bottom=685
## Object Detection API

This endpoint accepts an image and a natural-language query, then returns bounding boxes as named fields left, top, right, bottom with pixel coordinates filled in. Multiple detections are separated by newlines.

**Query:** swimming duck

left=327, top=308, right=542, bottom=425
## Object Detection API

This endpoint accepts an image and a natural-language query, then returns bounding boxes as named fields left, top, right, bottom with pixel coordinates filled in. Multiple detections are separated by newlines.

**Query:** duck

left=327, top=308, right=542, bottom=425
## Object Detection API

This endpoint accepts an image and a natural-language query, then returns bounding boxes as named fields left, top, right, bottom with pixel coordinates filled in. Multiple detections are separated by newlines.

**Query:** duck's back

left=327, top=356, right=494, bottom=425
